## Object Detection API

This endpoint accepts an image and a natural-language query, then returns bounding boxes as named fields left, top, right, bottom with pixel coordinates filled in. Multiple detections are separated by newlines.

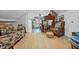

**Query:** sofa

left=71, top=32, right=79, bottom=48
left=0, top=24, right=26, bottom=49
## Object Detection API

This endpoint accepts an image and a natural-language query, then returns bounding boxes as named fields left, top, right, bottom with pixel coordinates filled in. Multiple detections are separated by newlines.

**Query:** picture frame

left=59, top=15, right=64, bottom=21
left=47, top=20, right=53, bottom=25
left=43, top=20, right=47, bottom=25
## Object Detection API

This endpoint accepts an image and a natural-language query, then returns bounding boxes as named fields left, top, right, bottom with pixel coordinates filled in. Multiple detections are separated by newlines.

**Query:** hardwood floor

left=14, top=32, right=71, bottom=49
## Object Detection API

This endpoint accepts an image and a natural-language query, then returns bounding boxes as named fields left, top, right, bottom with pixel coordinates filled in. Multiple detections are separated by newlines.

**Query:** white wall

left=27, top=19, right=32, bottom=32
left=0, top=19, right=16, bottom=25
left=27, top=10, right=49, bottom=19
left=16, top=13, right=28, bottom=32
left=0, top=19, right=16, bottom=21
left=16, top=10, right=50, bottom=32
left=59, top=10, right=79, bottom=38
left=27, top=10, right=49, bottom=32
left=16, top=14, right=26, bottom=26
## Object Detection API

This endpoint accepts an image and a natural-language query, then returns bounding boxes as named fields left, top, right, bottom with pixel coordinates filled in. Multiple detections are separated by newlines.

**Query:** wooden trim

left=8, top=37, right=23, bottom=49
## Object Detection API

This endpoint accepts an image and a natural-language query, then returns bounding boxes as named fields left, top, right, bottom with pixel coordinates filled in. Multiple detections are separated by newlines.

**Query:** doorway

left=32, top=17, right=42, bottom=32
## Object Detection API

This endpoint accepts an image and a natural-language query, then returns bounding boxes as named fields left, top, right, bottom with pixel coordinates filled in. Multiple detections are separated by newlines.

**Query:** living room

left=0, top=10, right=79, bottom=49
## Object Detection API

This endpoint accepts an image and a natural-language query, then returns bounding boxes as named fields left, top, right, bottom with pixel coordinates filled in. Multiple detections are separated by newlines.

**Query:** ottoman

left=46, top=32, right=54, bottom=38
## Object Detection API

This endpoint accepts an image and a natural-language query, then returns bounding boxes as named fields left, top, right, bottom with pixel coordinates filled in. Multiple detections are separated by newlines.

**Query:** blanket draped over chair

left=0, top=24, right=26, bottom=49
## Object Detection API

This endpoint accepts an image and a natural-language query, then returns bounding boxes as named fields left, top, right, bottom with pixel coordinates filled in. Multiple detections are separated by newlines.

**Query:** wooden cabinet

left=41, top=13, right=56, bottom=32
left=44, top=14, right=55, bottom=20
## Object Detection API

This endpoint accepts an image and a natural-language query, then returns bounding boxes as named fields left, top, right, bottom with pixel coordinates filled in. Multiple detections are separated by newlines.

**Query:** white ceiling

left=54, top=10, right=67, bottom=14
left=0, top=10, right=26, bottom=19
left=0, top=10, right=67, bottom=19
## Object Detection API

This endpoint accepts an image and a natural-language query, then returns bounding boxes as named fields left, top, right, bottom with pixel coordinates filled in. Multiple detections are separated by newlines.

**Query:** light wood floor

left=14, top=32, right=71, bottom=49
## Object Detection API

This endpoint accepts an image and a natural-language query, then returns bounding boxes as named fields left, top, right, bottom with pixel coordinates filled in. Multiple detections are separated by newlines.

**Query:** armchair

left=52, top=20, right=65, bottom=37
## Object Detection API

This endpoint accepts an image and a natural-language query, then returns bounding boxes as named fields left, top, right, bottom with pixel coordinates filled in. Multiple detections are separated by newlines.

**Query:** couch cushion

left=72, top=32, right=79, bottom=36
left=71, top=36, right=79, bottom=48
left=1, top=29, right=6, bottom=35
left=71, top=36, right=79, bottom=43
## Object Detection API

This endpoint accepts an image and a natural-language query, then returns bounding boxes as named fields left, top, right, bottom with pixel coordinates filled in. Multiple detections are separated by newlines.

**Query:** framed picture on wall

left=47, top=20, right=53, bottom=25
left=43, top=20, right=47, bottom=25
left=59, top=15, right=64, bottom=21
